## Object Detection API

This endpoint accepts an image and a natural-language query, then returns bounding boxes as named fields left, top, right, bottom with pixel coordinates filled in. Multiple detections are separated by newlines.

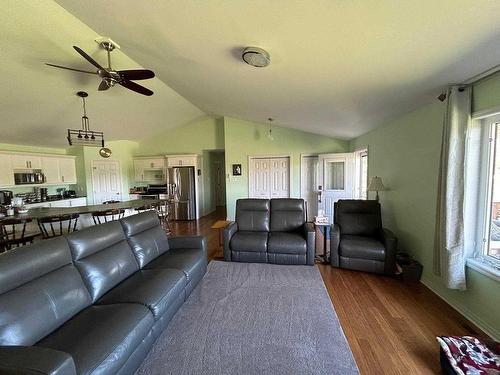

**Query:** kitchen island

left=1, top=199, right=165, bottom=233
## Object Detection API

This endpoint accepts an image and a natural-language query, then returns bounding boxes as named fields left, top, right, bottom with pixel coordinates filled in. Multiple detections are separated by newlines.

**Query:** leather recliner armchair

left=330, top=200, right=397, bottom=275
left=224, top=198, right=315, bottom=265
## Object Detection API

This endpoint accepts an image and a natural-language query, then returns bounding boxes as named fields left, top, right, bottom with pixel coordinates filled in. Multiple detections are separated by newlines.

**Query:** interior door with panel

left=270, top=157, right=290, bottom=198
left=91, top=160, right=123, bottom=204
left=318, top=153, right=355, bottom=224
left=249, top=158, right=271, bottom=198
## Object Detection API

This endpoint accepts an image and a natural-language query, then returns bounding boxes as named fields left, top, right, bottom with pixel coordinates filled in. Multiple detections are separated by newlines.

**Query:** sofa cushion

left=270, top=199, right=305, bottom=232
left=339, top=235, right=385, bottom=261
left=120, top=211, right=169, bottom=268
left=66, top=221, right=139, bottom=302
left=335, top=200, right=382, bottom=237
left=230, top=231, right=268, bottom=253
left=268, top=232, right=307, bottom=254
left=145, top=248, right=206, bottom=287
left=97, top=269, right=186, bottom=320
left=0, top=238, right=91, bottom=346
left=37, top=304, right=154, bottom=375
left=235, top=199, right=270, bottom=232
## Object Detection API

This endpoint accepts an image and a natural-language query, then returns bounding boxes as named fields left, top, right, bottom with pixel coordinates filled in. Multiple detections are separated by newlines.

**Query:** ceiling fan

left=46, top=39, right=155, bottom=96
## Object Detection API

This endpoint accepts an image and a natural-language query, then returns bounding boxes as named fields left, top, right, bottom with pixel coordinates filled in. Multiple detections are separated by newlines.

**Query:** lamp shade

left=368, top=176, right=385, bottom=191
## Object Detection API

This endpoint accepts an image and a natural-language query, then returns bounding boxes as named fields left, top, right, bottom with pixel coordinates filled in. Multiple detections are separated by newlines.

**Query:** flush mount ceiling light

left=67, top=91, right=105, bottom=147
left=242, top=47, right=271, bottom=68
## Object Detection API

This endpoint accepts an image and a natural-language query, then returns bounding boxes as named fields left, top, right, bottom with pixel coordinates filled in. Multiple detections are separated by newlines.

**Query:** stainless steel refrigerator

left=167, top=166, right=196, bottom=220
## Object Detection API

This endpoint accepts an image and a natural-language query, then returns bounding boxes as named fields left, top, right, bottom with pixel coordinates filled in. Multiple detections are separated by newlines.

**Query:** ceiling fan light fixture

left=242, top=47, right=271, bottom=68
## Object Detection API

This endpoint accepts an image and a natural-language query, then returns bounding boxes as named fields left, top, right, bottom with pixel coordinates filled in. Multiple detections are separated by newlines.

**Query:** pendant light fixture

left=67, top=91, right=105, bottom=147
left=268, top=118, right=274, bottom=141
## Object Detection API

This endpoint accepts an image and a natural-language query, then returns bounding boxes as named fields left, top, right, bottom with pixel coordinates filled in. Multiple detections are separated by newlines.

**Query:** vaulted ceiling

left=3, top=1, right=500, bottom=147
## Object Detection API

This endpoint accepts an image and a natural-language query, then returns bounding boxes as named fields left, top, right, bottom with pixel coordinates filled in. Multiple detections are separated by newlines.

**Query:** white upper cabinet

left=133, top=157, right=166, bottom=182
left=0, top=152, right=77, bottom=187
left=58, top=158, right=77, bottom=184
left=11, top=154, right=42, bottom=169
left=0, top=154, right=14, bottom=186
left=41, top=157, right=60, bottom=184
left=166, top=155, right=197, bottom=167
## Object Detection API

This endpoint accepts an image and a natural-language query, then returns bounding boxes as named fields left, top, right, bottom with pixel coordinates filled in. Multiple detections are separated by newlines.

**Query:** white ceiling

left=4, top=1, right=500, bottom=147
left=0, top=1, right=204, bottom=147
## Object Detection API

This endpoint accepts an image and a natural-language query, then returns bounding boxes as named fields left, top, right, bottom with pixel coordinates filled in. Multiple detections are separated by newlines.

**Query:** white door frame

left=91, top=159, right=123, bottom=204
left=300, top=153, right=318, bottom=198
left=248, top=155, right=292, bottom=198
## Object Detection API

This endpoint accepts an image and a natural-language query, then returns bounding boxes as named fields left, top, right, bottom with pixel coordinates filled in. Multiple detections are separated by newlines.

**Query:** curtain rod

left=437, top=62, right=500, bottom=101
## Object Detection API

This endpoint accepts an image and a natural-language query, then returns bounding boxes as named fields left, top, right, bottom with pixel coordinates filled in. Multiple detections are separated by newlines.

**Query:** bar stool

left=37, top=213, right=79, bottom=239
left=91, top=208, right=125, bottom=225
left=155, top=200, right=172, bottom=235
left=0, top=218, right=40, bottom=252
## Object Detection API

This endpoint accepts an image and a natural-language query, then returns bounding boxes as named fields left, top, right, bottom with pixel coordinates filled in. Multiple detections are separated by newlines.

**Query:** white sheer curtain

left=434, top=85, right=472, bottom=291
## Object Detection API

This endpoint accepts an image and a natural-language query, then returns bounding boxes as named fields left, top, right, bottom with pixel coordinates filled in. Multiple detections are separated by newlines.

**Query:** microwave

left=14, top=170, right=45, bottom=185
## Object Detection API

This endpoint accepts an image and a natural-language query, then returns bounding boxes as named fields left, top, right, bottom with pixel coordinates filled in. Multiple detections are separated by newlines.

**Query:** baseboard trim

left=420, top=276, right=499, bottom=341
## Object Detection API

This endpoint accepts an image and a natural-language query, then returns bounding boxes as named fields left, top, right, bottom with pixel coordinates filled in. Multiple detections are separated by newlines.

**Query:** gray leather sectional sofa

left=224, top=198, right=315, bottom=265
left=0, top=211, right=207, bottom=375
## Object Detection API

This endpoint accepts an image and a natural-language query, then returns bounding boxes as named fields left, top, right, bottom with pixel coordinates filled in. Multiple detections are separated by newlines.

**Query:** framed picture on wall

left=232, top=164, right=242, bottom=176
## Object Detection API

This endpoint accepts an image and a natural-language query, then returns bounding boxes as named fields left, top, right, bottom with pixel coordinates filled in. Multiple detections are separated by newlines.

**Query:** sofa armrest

left=169, top=235, right=207, bottom=254
left=304, top=222, right=316, bottom=265
left=0, top=346, right=76, bottom=375
left=381, top=228, right=397, bottom=275
left=330, top=224, right=340, bottom=267
left=223, top=222, right=238, bottom=262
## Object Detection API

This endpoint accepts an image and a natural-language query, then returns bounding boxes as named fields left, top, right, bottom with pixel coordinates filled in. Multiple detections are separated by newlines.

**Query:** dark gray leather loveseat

left=330, top=199, right=397, bottom=274
left=224, top=198, right=315, bottom=265
left=0, top=211, right=207, bottom=375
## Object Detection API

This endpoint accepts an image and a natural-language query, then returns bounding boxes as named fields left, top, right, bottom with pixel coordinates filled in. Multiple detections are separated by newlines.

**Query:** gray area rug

left=136, top=261, right=359, bottom=375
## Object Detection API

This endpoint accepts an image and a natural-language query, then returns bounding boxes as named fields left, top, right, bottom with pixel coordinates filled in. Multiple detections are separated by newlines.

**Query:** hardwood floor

left=171, top=207, right=480, bottom=374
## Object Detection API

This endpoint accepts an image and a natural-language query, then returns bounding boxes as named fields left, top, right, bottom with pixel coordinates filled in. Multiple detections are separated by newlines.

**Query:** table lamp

left=368, top=176, right=385, bottom=202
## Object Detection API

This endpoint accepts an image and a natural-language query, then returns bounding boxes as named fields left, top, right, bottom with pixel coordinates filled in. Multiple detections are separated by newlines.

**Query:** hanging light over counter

left=67, top=91, right=105, bottom=147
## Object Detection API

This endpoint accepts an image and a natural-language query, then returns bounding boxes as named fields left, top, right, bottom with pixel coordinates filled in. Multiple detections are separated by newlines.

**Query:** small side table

left=211, top=220, right=231, bottom=246
left=314, top=222, right=330, bottom=264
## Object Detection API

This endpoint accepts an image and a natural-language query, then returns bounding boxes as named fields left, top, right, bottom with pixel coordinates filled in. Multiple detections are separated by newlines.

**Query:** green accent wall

left=350, top=82, right=500, bottom=339
left=223, top=117, right=349, bottom=219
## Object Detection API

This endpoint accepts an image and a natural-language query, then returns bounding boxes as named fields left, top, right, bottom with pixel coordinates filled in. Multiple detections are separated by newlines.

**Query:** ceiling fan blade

left=117, top=69, right=155, bottom=81
left=45, top=63, right=98, bottom=75
left=98, top=80, right=110, bottom=91
left=73, top=46, right=108, bottom=73
left=119, top=80, right=154, bottom=96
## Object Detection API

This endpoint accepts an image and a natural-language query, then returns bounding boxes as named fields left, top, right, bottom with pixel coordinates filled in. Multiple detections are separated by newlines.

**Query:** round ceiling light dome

left=242, top=47, right=271, bottom=68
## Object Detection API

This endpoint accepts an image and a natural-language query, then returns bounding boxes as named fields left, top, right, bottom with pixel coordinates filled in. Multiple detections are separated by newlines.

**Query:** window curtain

left=434, top=85, right=472, bottom=291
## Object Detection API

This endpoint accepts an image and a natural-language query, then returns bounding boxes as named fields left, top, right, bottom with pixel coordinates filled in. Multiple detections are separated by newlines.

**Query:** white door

left=91, top=160, right=122, bottom=204
left=249, top=158, right=271, bottom=198
left=249, top=157, right=290, bottom=198
left=301, top=155, right=319, bottom=221
left=270, top=158, right=290, bottom=198
left=318, top=153, right=356, bottom=224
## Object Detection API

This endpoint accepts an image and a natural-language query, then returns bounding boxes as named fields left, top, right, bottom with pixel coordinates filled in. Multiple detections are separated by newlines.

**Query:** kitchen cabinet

left=0, top=154, right=14, bottom=186
left=133, top=157, right=166, bottom=183
left=129, top=193, right=141, bottom=200
left=70, top=197, right=87, bottom=207
left=11, top=154, right=42, bottom=170
left=166, top=155, right=197, bottom=167
left=49, top=200, right=71, bottom=208
left=41, top=157, right=60, bottom=184
left=58, top=158, right=77, bottom=184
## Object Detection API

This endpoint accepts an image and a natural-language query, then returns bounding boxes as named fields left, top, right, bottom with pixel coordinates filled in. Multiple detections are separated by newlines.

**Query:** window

left=353, top=148, right=368, bottom=199
left=466, top=114, right=500, bottom=278
left=325, top=161, right=344, bottom=190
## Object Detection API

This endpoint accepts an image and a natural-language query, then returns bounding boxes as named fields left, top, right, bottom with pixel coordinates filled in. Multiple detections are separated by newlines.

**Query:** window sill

left=466, top=258, right=500, bottom=282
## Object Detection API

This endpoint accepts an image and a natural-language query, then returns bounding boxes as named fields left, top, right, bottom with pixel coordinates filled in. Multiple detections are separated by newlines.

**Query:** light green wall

left=223, top=117, right=349, bottom=219
left=351, top=83, right=500, bottom=339
left=136, top=116, right=225, bottom=215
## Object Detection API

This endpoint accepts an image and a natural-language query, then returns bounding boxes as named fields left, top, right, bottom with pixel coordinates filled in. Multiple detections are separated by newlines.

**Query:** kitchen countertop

left=23, top=196, right=87, bottom=206
left=3, top=199, right=162, bottom=220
